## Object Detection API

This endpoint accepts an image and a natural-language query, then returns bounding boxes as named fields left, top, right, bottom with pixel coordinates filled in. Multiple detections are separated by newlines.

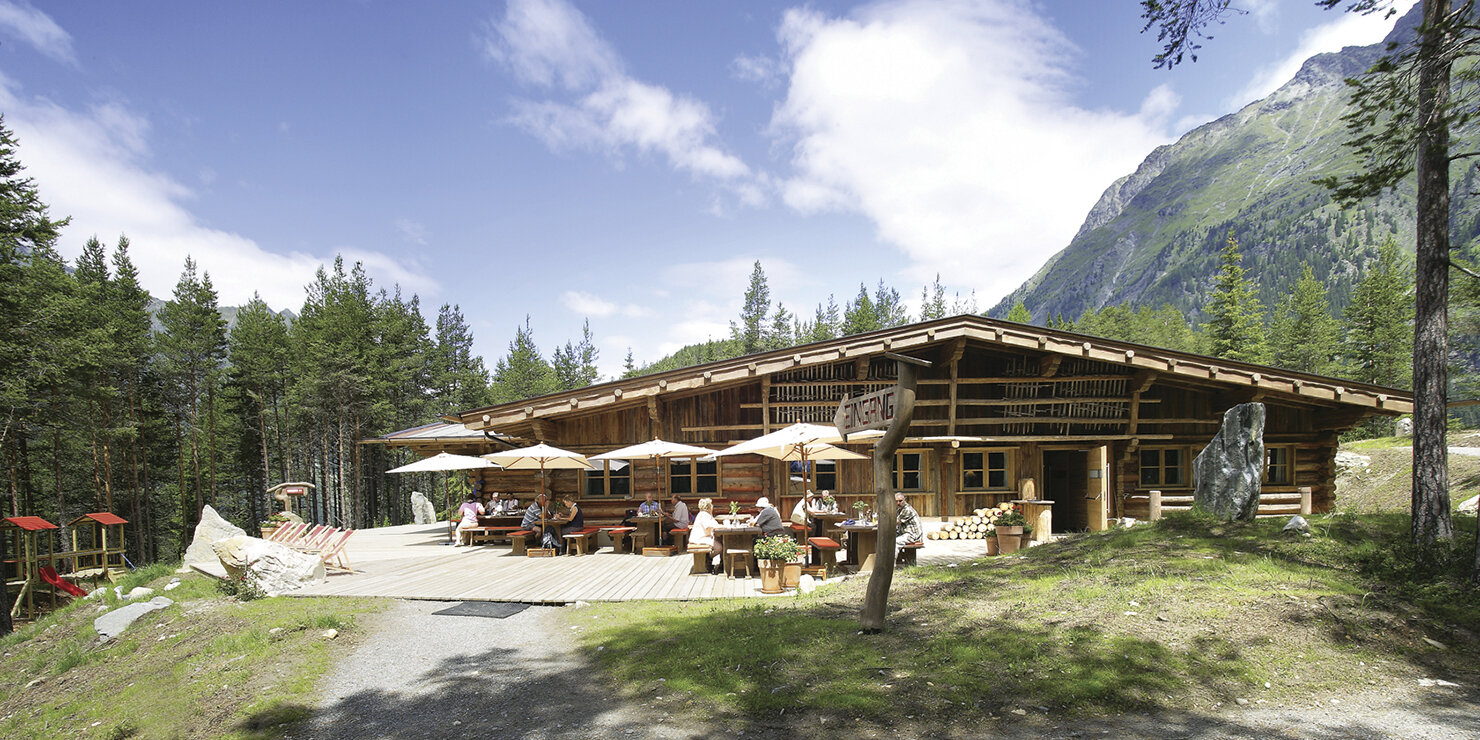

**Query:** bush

left=215, top=570, right=267, bottom=601
left=753, top=534, right=805, bottom=562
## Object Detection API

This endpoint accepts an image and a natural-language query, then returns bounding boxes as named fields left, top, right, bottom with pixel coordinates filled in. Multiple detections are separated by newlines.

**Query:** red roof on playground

left=69, top=512, right=128, bottom=526
left=3, top=516, right=59, bottom=531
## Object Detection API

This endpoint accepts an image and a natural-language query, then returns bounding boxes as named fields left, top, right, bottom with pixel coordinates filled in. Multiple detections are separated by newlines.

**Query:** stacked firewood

left=928, top=505, right=1012, bottom=540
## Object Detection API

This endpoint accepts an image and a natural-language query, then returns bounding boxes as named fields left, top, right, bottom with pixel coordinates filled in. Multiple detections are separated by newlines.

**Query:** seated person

left=521, top=493, right=559, bottom=549
left=553, top=496, right=584, bottom=552
left=790, top=490, right=814, bottom=531
left=689, top=498, right=723, bottom=574
left=751, top=497, right=786, bottom=537
left=894, top=491, right=923, bottom=557
left=637, top=491, right=662, bottom=518
left=454, top=494, right=485, bottom=546
left=664, top=494, right=690, bottom=545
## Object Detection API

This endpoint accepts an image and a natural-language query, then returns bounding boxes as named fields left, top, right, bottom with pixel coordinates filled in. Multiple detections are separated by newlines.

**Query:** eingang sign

left=833, top=387, right=897, bottom=437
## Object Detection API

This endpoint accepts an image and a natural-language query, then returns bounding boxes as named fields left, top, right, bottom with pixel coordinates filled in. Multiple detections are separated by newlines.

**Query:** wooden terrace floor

left=288, top=522, right=988, bottom=605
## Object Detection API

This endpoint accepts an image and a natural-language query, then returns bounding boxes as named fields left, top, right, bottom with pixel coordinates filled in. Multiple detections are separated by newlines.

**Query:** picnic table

left=811, top=511, right=848, bottom=539
left=632, top=515, right=663, bottom=551
left=838, top=522, right=879, bottom=572
left=714, top=525, right=761, bottom=577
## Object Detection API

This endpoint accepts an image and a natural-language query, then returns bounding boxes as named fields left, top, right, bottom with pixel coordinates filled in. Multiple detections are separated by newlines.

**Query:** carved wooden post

left=1149, top=490, right=1163, bottom=521
left=1299, top=486, right=1312, bottom=516
left=860, top=353, right=928, bottom=631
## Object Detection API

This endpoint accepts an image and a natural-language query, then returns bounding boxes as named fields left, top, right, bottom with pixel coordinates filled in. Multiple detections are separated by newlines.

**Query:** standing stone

left=1396, top=417, right=1414, bottom=436
left=213, top=536, right=326, bottom=596
left=410, top=491, right=438, bottom=525
left=1193, top=403, right=1266, bottom=521
left=180, top=505, right=246, bottom=572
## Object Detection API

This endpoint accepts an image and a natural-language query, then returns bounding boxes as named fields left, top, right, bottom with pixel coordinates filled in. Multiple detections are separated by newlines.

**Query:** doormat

left=432, top=601, right=529, bottom=619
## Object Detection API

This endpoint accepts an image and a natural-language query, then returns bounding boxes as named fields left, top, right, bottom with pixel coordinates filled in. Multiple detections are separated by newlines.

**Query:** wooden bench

left=562, top=526, right=603, bottom=556
left=788, top=522, right=808, bottom=545
left=808, top=537, right=842, bottom=577
left=604, top=526, right=637, bottom=554
left=896, top=540, right=924, bottom=566
left=669, top=526, right=689, bottom=552
left=460, top=526, right=519, bottom=546
left=508, top=529, right=537, bottom=556
left=688, top=544, right=712, bottom=574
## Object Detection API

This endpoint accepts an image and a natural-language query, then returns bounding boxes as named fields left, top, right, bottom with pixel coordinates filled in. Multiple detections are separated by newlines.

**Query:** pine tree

left=1343, top=238, right=1414, bottom=390
left=1006, top=300, right=1032, bottom=324
left=842, top=283, right=878, bottom=335
left=429, top=304, right=492, bottom=413
left=553, top=320, right=600, bottom=390
left=732, top=261, right=770, bottom=354
left=873, top=280, right=908, bottom=327
left=227, top=295, right=292, bottom=523
left=622, top=348, right=637, bottom=378
left=1203, top=233, right=1270, bottom=364
left=492, top=316, right=555, bottom=403
left=808, top=296, right=840, bottom=342
left=765, top=303, right=794, bottom=350
left=1271, top=264, right=1341, bottom=376
left=919, top=274, right=949, bottom=321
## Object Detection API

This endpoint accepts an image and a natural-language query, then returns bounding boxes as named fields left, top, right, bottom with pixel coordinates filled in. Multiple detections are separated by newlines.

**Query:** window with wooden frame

left=1139, top=447, right=1187, bottom=488
left=669, top=458, right=718, bottom=495
left=960, top=449, right=1013, bottom=491
left=582, top=461, right=631, bottom=498
left=891, top=451, right=925, bottom=491
left=1264, top=445, right=1294, bottom=485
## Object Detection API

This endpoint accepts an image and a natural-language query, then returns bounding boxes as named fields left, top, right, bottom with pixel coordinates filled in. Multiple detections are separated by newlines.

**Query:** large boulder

left=1193, top=403, right=1266, bottom=521
left=213, top=536, right=326, bottom=596
left=1459, top=494, right=1479, bottom=515
left=410, top=490, right=438, bottom=525
left=180, top=505, right=246, bottom=572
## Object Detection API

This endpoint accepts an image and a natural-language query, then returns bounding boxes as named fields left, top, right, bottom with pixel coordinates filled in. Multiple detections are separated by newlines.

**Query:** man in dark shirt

left=521, top=493, right=557, bottom=549
left=751, top=497, right=786, bottom=537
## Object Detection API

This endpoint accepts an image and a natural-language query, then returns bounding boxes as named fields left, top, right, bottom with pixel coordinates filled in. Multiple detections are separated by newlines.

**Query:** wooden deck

left=287, top=522, right=987, bottom=605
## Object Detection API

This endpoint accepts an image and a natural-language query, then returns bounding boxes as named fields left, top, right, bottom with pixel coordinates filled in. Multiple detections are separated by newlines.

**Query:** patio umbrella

left=385, top=452, right=499, bottom=528
left=482, top=443, right=591, bottom=547
left=711, top=423, right=870, bottom=495
left=591, top=438, right=719, bottom=523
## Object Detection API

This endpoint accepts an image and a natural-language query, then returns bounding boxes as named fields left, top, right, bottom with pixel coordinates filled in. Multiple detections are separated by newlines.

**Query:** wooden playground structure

left=4, top=513, right=130, bottom=622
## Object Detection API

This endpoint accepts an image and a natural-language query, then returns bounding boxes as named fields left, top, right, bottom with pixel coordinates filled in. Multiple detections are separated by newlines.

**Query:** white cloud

left=0, top=1, right=74, bottom=65
left=768, top=0, right=1174, bottom=303
left=1226, top=0, right=1418, bottom=109
left=731, top=54, right=782, bottom=87
left=559, top=290, right=651, bottom=319
left=395, top=218, right=429, bottom=247
left=0, top=76, right=437, bottom=311
left=487, top=0, right=754, bottom=189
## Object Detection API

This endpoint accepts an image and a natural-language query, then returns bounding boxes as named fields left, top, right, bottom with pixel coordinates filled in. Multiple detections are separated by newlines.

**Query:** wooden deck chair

left=316, top=529, right=355, bottom=573
left=268, top=521, right=308, bottom=543
left=290, top=526, right=338, bottom=553
left=284, top=524, right=329, bottom=549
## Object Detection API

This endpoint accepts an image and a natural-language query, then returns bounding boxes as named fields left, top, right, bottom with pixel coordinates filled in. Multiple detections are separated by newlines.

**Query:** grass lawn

left=0, top=564, right=380, bottom=739
left=568, top=513, right=1479, bottom=730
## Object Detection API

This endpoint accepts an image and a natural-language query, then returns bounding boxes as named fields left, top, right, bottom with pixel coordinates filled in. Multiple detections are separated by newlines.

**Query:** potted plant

left=1020, top=523, right=1034, bottom=550
left=753, top=534, right=806, bottom=593
left=259, top=512, right=292, bottom=539
left=996, top=505, right=1026, bottom=554
left=820, top=492, right=838, bottom=511
left=729, top=500, right=741, bottom=518
left=851, top=500, right=868, bottom=522
left=984, top=528, right=999, bottom=556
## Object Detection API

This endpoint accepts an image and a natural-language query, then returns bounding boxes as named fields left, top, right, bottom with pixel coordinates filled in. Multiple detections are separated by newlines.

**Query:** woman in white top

left=689, top=498, right=722, bottom=574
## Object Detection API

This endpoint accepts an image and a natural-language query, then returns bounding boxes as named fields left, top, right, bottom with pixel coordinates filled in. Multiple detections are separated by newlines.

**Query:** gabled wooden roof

left=453, top=314, right=1411, bottom=435
left=3, top=516, right=58, bottom=531
left=68, top=513, right=128, bottom=526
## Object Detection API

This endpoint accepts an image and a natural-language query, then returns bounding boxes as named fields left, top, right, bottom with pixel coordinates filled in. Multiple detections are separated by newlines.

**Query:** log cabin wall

left=417, top=316, right=1407, bottom=527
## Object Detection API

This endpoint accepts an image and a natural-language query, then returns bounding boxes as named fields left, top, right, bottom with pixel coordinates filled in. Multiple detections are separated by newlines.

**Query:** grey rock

left=1193, top=403, right=1266, bottom=521
left=95, top=597, right=173, bottom=641
left=410, top=491, right=438, bottom=525
left=1334, top=450, right=1371, bottom=476
left=181, top=505, right=246, bottom=572
left=1458, top=494, right=1478, bottom=514
left=1282, top=515, right=1311, bottom=535
left=798, top=574, right=817, bottom=594
left=1396, top=417, right=1413, bottom=436
left=213, top=536, right=326, bottom=596
left=126, top=587, right=155, bottom=600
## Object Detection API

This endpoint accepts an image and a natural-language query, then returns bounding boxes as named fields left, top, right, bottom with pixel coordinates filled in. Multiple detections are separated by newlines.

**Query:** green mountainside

left=991, top=6, right=1479, bottom=324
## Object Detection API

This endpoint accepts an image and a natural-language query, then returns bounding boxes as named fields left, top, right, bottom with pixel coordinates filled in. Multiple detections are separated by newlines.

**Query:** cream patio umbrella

left=482, top=443, right=591, bottom=547
left=711, top=422, right=871, bottom=496
left=385, top=452, right=498, bottom=530
left=591, top=439, right=719, bottom=523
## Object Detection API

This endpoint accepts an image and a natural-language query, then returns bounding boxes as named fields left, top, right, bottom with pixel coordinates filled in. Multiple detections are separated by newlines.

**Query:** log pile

left=928, top=504, right=1016, bottom=540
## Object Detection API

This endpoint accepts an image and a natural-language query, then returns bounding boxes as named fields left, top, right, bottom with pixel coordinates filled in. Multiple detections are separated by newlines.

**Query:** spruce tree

left=553, top=320, right=600, bottom=390
left=429, top=303, right=492, bottom=412
left=492, top=316, right=555, bottom=403
left=1006, top=300, right=1032, bottom=324
left=1271, top=264, right=1341, bottom=376
left=1203, top=233, right=1270, bottom=364
left=1343, top=238, right=1414, bottom=390
left=873, top=280, right=908, bottom=327
left=732, top=260, right=770, bottom=354
left=842, top=283, right=878, bottom=335
left=919, top=274, right=948, bottom=320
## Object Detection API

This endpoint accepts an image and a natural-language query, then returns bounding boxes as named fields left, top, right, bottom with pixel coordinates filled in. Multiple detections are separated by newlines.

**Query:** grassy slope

left=1336, top=435, right=1480, bottom=512
left=0, top=565, right=379, bottom=740
left=571, top=513, right=1479, bottom=733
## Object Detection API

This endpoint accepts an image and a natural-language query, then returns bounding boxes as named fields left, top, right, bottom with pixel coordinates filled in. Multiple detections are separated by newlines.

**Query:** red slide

left=38, top=566, right=88, bottom=598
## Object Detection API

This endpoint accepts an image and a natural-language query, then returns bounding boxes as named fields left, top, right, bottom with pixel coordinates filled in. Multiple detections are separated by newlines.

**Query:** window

left=669, top=458, right=718, bottom=495
left=790, top=459, right=838, bottom=492
left=892, top=451, right=924, bottom=491
left=1139, top=447, right=1185, bottom=488
left=1265, top=446, right=1293, bottom=484
left=583, top=461, right=631, bottom=498
left=960, top=449, right=1012, bottom=491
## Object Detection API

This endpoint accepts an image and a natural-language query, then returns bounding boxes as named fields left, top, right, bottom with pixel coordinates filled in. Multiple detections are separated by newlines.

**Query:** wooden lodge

left=369, top=315, right=1411, bottom=531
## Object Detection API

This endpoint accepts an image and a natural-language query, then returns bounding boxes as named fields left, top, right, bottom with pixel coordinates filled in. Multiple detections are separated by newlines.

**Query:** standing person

left=751, top=497, right=786, bottom=537
left=894, top=491, right=923, bottom=558
left=689, top=498, right=723, bottom=574
left=454, top=494, right=485, bottom=546
left=664, top=494, right=691, bottom=546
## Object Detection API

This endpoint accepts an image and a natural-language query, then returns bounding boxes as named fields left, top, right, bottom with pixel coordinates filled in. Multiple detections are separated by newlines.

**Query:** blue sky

left=0, top=0, right=1414, bottom=379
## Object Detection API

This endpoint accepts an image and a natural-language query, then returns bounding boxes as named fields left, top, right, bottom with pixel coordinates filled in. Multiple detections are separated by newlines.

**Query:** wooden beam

left=761, top=375, right=772, bottom=433
left=647, top=396, right=662, bottom=437
left=948, top=337, right=965, bottom=436
left=918, top=375, right=1133, bottom=385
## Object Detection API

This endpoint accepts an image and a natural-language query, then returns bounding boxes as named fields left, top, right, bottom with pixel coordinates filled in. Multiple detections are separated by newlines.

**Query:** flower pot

left=985, top=537, right=999, bottom=556
left=260, top=527, right=279, bottom=539
left=997, top=525, right=1023, bottom=554
left=781, top=560, right=803, bottom=590
left=759, top=560, right=785, bottom=594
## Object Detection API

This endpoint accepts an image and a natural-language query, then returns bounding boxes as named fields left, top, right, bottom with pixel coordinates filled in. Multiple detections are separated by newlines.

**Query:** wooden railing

left=1128, top=487, right=1313, bottom=520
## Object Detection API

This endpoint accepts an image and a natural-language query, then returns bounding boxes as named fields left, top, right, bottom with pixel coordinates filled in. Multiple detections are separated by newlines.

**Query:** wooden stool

left=627, top=530, right=649, bottom=554
left=724, top=548, right=752, bottom=579
left=897, top=541, right=924, bottom=566
left=688, top=545, right=712, bottom=574
left=605, top=527, right=636, bottom=553
left=669, top=527, right=689, bottom=552
left=788, top=522, right=808, bottom=546
left=808, top=537, right=842, bottom=576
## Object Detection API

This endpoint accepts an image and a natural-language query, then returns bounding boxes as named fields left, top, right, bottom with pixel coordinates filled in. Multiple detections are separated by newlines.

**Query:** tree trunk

left=207, top=383, right=218, bottom=508
left=860, top=360, right=921, bottom=631
left=176, top=414, right=189, bottom=554
left=1411, top=0, right=1454, bottom=547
